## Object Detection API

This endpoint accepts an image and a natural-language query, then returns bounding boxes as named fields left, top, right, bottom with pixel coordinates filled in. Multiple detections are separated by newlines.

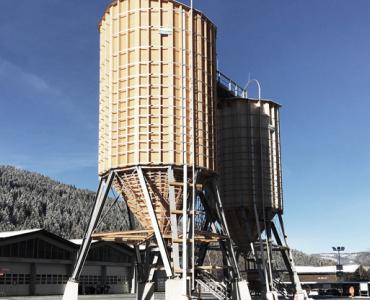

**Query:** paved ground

left=0, top=295, right=135, bottom=300
left=0, top=295, right=140, bottom=300
left=0, top=295, right=369, bottom=300
left=0, top=293, right=218, bottom=300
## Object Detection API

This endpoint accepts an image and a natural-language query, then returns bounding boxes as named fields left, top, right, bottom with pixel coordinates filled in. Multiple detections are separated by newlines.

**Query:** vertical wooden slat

left=159, top=0, right=163, bottom=164
left=148, top=0, right=153, bottom=164
left=134, top=0, right=140, bottom=164
left=122, top=0, right=130, bottom=166
left=108, top=7, right=113, bottom=170
left=169, top=3, right=175, bottom=164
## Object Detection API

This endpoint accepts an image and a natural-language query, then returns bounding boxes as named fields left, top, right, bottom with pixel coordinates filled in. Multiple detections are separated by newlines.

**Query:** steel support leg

left=271, top=222, right=294, bottom=283
left=212, top=180, right=240, bottom=278
left=137, top=167, right=173, bottom=277
left=266, top=219, right=275, bottom=291
left=168, top=167, right=180, bottom=271
left=62, top=172, right=115, bottom=300
left=136, top=254, right=157, bottom=300
left=277, top=214, right=308, bottom=300
left=252, top=202, right=271, bottom=295
left=137, top=282, right=155, bottom=300
left=212, top=180, right=252, bottom=300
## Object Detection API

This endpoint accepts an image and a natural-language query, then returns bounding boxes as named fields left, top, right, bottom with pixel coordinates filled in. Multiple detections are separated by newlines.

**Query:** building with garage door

left=0, top=229, right=134, bottom=297
left=281, top=265, right=370, bottom=297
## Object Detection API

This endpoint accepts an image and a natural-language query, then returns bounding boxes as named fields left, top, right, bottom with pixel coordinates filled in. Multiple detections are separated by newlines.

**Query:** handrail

left=217, top=71, right=247, bottom=98
left=217, top=71, right=262, bottom=99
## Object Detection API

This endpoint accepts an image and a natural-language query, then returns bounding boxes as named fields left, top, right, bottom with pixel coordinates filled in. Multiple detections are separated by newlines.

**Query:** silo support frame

left=62, top=171, right=115, bottom=300
left=212, top=180, right=240, bottom=279
left=137, top=167, right=173, bottom=278
left=212, top=180, right=252, bottom=300
left=272, top=214, right=309, bottom=300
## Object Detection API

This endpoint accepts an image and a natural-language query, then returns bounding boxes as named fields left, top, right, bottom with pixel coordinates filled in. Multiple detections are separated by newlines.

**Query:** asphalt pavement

left=0, top=295, right=369, bottom=300
left=0, top=293, right=217, bottom=300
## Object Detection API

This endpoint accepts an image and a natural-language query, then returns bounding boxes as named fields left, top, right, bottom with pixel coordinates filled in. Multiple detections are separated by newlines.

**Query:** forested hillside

left=0, top=165, right=362, bottom=267
left=313, top=252, right=370, bottom=267
left=206, top=248, right=334, bottom=271
left=289, top=250, right=334, bottom=267
left=0, top=165, right=129, bottom=239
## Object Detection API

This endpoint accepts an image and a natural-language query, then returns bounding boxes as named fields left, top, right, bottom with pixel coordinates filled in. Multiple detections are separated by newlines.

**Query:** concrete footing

left=165, top=278, right=189, bottom=300
left=62, top=280, right=79, bottom=300
left=137, top=282, right=155, bottom=300
left=232, top=280, right=252, bottom=300
left=265, top=291, right=279, bottom=300
left=295, top=290, right=311, bottom=300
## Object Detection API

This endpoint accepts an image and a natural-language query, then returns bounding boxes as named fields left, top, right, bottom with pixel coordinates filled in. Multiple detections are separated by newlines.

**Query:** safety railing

left=217, top=71, right=247, bottom=98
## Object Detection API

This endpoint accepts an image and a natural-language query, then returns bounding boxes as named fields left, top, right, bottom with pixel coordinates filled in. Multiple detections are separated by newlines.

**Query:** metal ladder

left=195, top=270, right=228, bottom=300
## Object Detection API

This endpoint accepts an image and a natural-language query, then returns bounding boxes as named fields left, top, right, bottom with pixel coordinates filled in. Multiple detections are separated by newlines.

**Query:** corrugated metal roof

left=296, top=264, right=360, bottom=274
left=0, top=229, right=41, bottom=238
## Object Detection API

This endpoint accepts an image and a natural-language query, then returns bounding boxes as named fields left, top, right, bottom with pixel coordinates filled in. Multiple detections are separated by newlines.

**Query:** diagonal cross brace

left=71, top=171, right=115, bottom=280
left=136, top=166, right=173, bottom=278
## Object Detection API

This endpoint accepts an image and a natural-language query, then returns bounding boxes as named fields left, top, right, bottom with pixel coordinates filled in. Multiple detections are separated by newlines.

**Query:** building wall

left=0, top=260, right=133, bottom=296
left=106, top=266, right=131, bottom=294
left=0, top=231, right=135, bottom=297
left=299, top=273, right=338, bottom=283
left=0, top=261, right=31, bottom=296
left=34, top=263, right=70, bottom=295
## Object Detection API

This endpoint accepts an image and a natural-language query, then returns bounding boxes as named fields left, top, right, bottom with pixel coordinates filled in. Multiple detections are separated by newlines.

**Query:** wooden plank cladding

left=98, top=0, right=217, bottom=175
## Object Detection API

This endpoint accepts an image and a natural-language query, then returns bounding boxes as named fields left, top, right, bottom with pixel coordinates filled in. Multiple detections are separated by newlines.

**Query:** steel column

left=212, top=180, right=241, bottom=279
left=271, top=222, right=295, bottom=284
left=168, top=167, right=180, bottom=271
left=63, top=171, right=115, bottom=300
left=136, top=166, right=173, bottom=277
left=71, top=171, right=115, bottom=280
left=277, top=214, right=304, bottom=294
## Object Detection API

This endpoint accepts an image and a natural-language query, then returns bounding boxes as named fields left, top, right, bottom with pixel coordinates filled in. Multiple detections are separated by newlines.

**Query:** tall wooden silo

left=97, top=0, right=216, bottom=233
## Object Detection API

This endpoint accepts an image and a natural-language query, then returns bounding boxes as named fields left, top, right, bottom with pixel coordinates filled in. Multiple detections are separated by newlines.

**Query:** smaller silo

left=217, top=97, right=283, bottom=250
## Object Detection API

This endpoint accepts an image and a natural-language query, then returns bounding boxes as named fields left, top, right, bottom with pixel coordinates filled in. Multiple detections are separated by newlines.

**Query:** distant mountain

left=0, top=165, right=129, bottom=239
left=291, top=250, right=336, bottom=267
left=269, top=249, right=335, bottom=269
left=312, top=252, right=370, bottom=267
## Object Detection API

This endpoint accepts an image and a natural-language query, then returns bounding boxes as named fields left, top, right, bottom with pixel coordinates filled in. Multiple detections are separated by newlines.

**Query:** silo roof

left=221, top=97, right=282, bottom=108
left=98, top=0, right=217, bottom=30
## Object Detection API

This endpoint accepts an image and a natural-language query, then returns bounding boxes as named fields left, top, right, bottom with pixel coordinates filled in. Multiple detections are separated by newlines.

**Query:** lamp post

left=332, top=246, right=345, bottom=283
left=332, top=246, right=345, bottom=266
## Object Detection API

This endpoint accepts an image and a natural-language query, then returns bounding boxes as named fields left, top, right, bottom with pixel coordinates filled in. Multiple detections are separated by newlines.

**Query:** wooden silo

left=98, top=0, right=217, bottom=232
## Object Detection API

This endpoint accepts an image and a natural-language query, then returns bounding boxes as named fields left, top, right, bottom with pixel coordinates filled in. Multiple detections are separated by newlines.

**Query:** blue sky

left=0, top=0, right=369, bottom=254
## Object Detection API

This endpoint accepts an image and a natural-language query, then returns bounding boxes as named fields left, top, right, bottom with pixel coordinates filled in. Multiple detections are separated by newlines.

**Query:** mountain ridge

left=312, top=252, right=370, bottom=267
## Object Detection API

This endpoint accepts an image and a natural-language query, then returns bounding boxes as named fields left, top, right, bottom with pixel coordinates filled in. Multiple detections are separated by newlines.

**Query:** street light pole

left=332, top=246, right=345, bottom=267
left=332, top=245, right=345, bottom=280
